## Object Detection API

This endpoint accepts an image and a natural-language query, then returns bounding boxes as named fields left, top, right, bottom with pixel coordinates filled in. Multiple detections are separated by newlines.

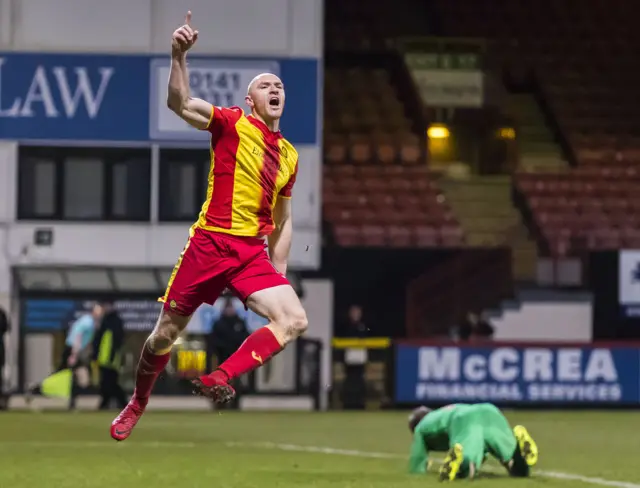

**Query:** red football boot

left=192, top=370, right=236, bottom=404
left=110, top=400, right=145, bottom=441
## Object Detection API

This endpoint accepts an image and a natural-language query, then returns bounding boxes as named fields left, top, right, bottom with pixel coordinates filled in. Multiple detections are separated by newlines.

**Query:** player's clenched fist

left=172, top=11, right=199, bottom=55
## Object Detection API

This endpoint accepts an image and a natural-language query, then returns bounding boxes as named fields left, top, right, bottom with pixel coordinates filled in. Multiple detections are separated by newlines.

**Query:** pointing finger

left=185, top=10, right=192, bottom=25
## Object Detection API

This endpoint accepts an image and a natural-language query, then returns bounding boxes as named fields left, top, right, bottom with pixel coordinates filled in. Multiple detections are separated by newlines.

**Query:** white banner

left=149, top=58, right=280, bottom=141
left=619, top=250, right=640, bottom=305
left=414, top=69, right=483, bottom=108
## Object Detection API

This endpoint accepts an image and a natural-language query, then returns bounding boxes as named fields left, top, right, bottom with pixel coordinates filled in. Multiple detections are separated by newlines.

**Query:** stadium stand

left=515, top=167, right=640, bottom=257
left=323, top=165, right=464, bottom=248
left=322, top=0, right=467, bottom=249
left=321, top=0, right=640, bottom=335
left=432, top=0, right=640, bottom=257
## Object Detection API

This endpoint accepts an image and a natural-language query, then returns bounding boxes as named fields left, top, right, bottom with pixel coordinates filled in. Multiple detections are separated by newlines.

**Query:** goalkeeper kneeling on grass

left=408, top=403, right=538, bottom=482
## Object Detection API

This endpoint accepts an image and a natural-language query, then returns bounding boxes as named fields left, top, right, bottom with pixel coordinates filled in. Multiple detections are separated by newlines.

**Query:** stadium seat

left=323, top=165, right=465, bottom=249
left=515, top=168, right=640, bottom=255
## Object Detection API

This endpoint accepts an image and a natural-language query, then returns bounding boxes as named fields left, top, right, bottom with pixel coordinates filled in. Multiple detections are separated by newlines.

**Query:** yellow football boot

left=513, top=425, right=538, bottom=467
left=439, top=444, right=464, bottom=482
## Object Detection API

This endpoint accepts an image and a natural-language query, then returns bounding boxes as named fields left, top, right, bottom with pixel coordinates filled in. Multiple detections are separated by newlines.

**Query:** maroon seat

left=361, top=225, right=386, bottom=246
left=333, top=225, right=360, bottom=247
left=414, top=226, right=438, bottom=247
left=388, top=225, right=413, bottom=247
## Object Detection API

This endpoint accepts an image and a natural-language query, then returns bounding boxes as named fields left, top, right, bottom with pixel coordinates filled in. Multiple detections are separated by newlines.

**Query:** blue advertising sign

left=0, top=53, right=150, bottom=141
left=0, top=53, right=319, bottom=144
left=619, top=250, right=640, bottom=317
left=149, top=56, right=319, bottom=145
left=395, top=344, right=640, bottom=404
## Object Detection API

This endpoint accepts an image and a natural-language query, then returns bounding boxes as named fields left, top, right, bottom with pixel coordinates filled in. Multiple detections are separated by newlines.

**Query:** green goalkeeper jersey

left=408, top=404, right=462, bottom=473
left=408, top=403, right=518, bottom=474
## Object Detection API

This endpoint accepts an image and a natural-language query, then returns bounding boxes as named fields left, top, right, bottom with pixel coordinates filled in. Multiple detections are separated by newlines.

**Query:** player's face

left=246, top=75, right=285, bottom=122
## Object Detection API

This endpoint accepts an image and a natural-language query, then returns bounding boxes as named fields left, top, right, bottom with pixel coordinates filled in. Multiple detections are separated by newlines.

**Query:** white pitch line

left=225, top=441, right=399, bottom=459
left=228, top=441, right=640, bottom=488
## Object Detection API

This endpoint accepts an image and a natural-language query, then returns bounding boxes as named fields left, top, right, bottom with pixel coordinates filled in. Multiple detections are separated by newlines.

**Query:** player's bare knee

left=268, top=306, right=307, bottom=344
left=291, top=309, right=308, bottom=336
left=276, top=307, right=308, bottom=342
left=149, top=311, right=188, bottom=353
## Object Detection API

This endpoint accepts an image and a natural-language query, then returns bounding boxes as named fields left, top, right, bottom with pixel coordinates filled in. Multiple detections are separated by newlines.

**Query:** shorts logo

left=251, top=351, right=263, bottom=364
left=170, top=300, right=177, bottom=309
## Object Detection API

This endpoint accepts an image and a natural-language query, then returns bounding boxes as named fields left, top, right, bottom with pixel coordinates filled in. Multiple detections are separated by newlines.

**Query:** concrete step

left=512, top=256, right=537, bottom=281
left=518, top=132, right=556, bottom=144
left=465, top=233, right=506, bottom=247
left=509, top=111, right=545, bottom=123
left=462, top=217, right=521, bottom=233
left=452, top=203, right=517, bottom=218
left=520, top=141, right=561, bottom=152
left=444, top=185, right=513, bottom=196
left=519, top=157, right=569, bottom=172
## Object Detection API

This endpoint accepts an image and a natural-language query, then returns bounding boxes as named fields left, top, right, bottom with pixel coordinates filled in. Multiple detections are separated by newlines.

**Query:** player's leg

left=478, top=404, right=538, bottom=476
left=111, top=228, right=224, bottom=440
left=194, top=242, right=306, bottom=402
left=110, top=309, right=191, bottom=440
left=512, top=425, right=538, bottom=471
left=194, top=285, right=306, bottom=401
left=441, top=413, right=485, bottom=481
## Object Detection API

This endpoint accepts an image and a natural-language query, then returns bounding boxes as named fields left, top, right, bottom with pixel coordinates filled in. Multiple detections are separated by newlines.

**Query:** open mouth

left=269, top=97, right=280, bottom=107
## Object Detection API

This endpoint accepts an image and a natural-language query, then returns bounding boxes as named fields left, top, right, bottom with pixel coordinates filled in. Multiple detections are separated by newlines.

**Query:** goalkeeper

left=408, top=403, right=538, bottom=481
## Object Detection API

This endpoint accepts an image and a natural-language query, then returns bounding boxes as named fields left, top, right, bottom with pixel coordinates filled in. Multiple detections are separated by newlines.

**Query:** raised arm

left=167, top=11, right=213, bottom=130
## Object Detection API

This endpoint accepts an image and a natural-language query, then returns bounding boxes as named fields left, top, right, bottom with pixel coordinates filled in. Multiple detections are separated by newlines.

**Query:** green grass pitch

left=0, top=409, right=637, bottom=487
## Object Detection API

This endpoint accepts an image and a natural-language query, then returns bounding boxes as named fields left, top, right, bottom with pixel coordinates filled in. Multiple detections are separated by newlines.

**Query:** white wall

left=5, top=222, right=319, bottom=269
left=492, top=300, right=593, bottom=342
left=301, top=279, right=333, bottom=410
left=0, top=0, right=323, bottom=58
left=0, top=138, right=319, bottom=269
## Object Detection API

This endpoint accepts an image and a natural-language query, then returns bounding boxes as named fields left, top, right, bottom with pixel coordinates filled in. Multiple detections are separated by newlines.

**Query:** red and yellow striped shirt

left=195, top=106, right=298, bottom=237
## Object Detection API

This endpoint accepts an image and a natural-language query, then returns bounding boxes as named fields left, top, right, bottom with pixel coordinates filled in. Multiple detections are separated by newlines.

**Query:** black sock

left=509, top=446, right=530, bottom=477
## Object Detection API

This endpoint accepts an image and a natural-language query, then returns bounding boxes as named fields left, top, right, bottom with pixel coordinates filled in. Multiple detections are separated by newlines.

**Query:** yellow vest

left=97, top=329, right=122, bottom=370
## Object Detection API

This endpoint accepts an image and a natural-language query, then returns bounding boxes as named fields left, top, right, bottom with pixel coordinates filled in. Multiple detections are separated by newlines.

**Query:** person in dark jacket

left=0, top=307, right=9, bottom=399
left=459, top=312, right=495, bottom=342
left=207, top=299, right=250, bottom=366
left=338, top=304, right=368, bottom=337
left=92, top=299, right=127, bottom=410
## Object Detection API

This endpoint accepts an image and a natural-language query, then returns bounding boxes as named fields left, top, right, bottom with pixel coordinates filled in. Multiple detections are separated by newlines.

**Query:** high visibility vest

left=97, top=330, right=121, bottom=370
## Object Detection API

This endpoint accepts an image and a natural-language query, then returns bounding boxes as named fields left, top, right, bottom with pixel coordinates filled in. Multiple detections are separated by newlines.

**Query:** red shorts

left=159, top=228, right=290, bottom=316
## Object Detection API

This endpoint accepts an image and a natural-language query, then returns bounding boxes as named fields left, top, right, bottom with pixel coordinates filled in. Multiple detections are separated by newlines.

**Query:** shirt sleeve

left=279, top=160, right=298, bottom=198
left=68, top=316, right=91, bottom=348
left=408, top=430, right=429, bottom=474
left=204, top=106, right=243, bottom=133
left=80, top=315, right=93, bottom=333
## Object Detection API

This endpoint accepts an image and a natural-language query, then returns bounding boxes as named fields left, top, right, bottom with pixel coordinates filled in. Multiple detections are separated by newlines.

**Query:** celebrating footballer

left=110, top=11, right=307, bottom=441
